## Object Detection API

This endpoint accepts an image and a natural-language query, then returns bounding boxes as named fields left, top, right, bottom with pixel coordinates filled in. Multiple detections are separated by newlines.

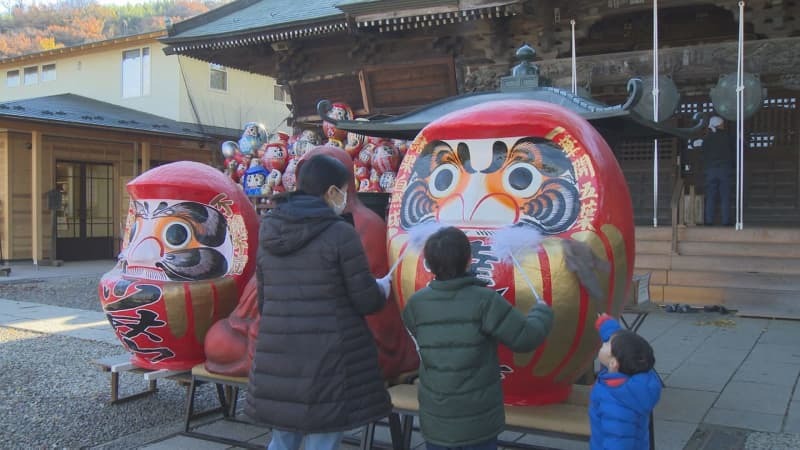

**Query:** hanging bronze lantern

left=631, top=75, right=680, bottom=122
left=710, top=72, right=764, bottom=121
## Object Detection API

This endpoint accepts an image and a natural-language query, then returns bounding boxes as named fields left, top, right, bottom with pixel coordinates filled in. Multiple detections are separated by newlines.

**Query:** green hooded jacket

left=401, top=275, right=554, bottom=446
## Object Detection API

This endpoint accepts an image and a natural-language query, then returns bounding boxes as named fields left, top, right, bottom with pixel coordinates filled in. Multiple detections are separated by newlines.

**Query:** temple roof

left=162, top=0, right=521, bottom=53
left=162, top=0, right=346, bottom=52
left=0, top=94, right=239, bottom=140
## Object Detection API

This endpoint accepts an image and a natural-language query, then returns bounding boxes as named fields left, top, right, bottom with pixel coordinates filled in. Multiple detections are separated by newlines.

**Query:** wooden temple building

left=162, top=0, right=800, bottom=316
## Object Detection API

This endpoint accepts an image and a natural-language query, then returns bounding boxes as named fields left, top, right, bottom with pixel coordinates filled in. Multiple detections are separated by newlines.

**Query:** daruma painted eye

left=163, top=222, right=192, bottom=248
left=429, top=163, right=459, bottom=197
left=503, top=162, right=542, bottom=197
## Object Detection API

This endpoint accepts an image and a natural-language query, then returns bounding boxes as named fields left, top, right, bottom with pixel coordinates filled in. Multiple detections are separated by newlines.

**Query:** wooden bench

left=92, top=354, right=191, bottom=404
left=183, top=365, right=388, bottom=450
left=387, top=384, right=591, bottom=450
left=387, top=383, right=655, bottom=450
left=182, top=364, right=253, bottom=446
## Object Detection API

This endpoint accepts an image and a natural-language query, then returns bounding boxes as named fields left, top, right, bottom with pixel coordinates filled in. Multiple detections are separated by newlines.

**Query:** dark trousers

left=704, top=166, right=732, bottom=225
left=426, top=438, right=497, bottom=450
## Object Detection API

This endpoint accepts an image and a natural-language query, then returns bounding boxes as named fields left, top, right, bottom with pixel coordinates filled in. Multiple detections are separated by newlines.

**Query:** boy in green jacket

left=401, top=226, right=554, bottom=450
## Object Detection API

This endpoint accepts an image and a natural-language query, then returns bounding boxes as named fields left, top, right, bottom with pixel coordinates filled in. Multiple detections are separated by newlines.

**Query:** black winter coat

left=245, top=193, right=391, bottom=433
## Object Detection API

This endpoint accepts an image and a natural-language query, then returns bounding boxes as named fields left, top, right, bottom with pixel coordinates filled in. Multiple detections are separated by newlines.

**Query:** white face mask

left=330, top=186, right=347, bottom=215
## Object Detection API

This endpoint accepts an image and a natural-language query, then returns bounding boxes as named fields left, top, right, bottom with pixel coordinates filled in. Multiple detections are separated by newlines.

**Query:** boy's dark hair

left=611, top=329, right=656, bottom=376
left=297, top=154, right=350, bottom=196
left=424, top=226, right=472, bottom=281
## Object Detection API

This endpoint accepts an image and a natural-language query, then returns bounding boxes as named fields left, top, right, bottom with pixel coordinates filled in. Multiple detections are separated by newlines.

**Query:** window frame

left=209, top=63, right=227, bottom=92
left=121, top=47, right=151, bottom=98
left=42, top=63, right=56, bottom=82
left=23, top=66, right=38, bottom=85
left=6, top=69, right=20, bottom=87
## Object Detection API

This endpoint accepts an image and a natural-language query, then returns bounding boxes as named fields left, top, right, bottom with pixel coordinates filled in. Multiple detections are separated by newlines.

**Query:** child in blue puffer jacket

left=590, top=314, right=662, bottom=450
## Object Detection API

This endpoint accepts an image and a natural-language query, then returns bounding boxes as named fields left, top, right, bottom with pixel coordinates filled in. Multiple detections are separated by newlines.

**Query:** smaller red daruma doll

left=357, top=144, right=375, bottom=169
left=261, top=143, right=287, bottom=172
left=322, top=102, right=353, bottom=143
left=345, top=131, right=366, bottom=160
left=372, top=140, right=401, bottom=174
left=283, top=159, right=299, bottom=192
left=354, top=164, right=369, bottom=181
left=393, top=139, right=409, bottom=159
left=273, top=131, right=290, bottom=146
left=369, top=167, right=381, bottom=187
left=379, top=171, right=397, bottom=192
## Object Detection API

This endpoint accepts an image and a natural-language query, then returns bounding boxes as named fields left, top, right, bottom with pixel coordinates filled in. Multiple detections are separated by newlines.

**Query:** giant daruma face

left=98, top=162, right=259, bottom=371
left=387, top=100, right=635, bottom=405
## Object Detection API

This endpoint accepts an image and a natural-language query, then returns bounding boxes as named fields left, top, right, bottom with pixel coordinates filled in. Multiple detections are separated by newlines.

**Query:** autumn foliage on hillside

left=0, top=0, right=227, bottom=59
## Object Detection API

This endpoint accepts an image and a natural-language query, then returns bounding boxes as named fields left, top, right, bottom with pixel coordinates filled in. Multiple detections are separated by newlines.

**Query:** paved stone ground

left=2, top=260, right=800, bottom=449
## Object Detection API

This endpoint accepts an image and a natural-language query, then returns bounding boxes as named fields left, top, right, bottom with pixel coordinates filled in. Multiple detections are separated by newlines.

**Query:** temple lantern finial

left=501, top=43, right=540, bottom=91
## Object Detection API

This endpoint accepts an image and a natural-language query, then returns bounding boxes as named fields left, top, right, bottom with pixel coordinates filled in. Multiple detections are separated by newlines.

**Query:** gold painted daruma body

left=387, top=101, right=635, bottom=405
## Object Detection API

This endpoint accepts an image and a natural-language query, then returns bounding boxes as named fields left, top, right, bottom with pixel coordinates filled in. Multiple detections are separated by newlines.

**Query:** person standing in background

left=702, top=116, right=735, bottom=226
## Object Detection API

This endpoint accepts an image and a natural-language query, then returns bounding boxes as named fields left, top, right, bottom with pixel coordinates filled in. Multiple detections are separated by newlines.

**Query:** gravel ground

left=0, top=327, right=221, bottom=449
left=0, top=274, right=103, bottom=311
left=0, top=269, right=251, bottom=448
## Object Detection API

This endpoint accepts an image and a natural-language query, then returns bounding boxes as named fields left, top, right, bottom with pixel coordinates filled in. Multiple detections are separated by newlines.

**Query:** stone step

left=676, top=241, right=800, bottom=259
left=667, top=270, right=800, bottom=291
left=635, top=240, right=672, bottom=254
left=677, top=227, right=800, bottom=244
left=635, top=254, right=800, bottom=274
left=635, top=227, right=672, bottom=241
left=671, top=255, right=800, bottom=275
left=635, top=254, right=671, bottom=271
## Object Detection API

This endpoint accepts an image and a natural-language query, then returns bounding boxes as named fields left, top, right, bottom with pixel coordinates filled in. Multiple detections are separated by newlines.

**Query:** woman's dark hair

left=611, top=329, right=656, bottom=376
left=424, top=226, right=472, bottom=281
left=297, top=154, right=350, bottom=197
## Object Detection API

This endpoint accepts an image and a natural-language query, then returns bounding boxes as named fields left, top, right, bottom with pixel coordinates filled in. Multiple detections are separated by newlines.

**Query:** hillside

left=0, top=0, right=228, bottom=59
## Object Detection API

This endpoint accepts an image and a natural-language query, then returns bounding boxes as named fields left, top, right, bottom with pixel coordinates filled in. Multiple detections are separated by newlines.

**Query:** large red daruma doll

left=98, top=162, right=259, bottom=371
left=387, top=100, right=635, bottom=405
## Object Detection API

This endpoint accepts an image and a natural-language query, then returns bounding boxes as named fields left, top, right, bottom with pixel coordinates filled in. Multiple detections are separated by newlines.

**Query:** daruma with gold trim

left=98, top=162, right=259, bottom=371
left=387, top=100, right=634, bottom=405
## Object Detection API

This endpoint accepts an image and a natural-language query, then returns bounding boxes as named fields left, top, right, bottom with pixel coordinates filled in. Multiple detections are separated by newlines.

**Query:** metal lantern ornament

left=711, top=72, right=764, bottom=121
left=387, top=100, right=634, bottom=405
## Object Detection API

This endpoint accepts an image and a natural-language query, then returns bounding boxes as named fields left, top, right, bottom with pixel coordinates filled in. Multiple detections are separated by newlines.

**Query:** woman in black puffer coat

left=246, top=154, right=392, bottom=450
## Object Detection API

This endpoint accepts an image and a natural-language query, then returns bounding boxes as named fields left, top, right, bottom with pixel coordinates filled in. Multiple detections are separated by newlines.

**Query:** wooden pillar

left=31, top=130, right=42, bottom=264
left=140, top=141, right=151, bottom=173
